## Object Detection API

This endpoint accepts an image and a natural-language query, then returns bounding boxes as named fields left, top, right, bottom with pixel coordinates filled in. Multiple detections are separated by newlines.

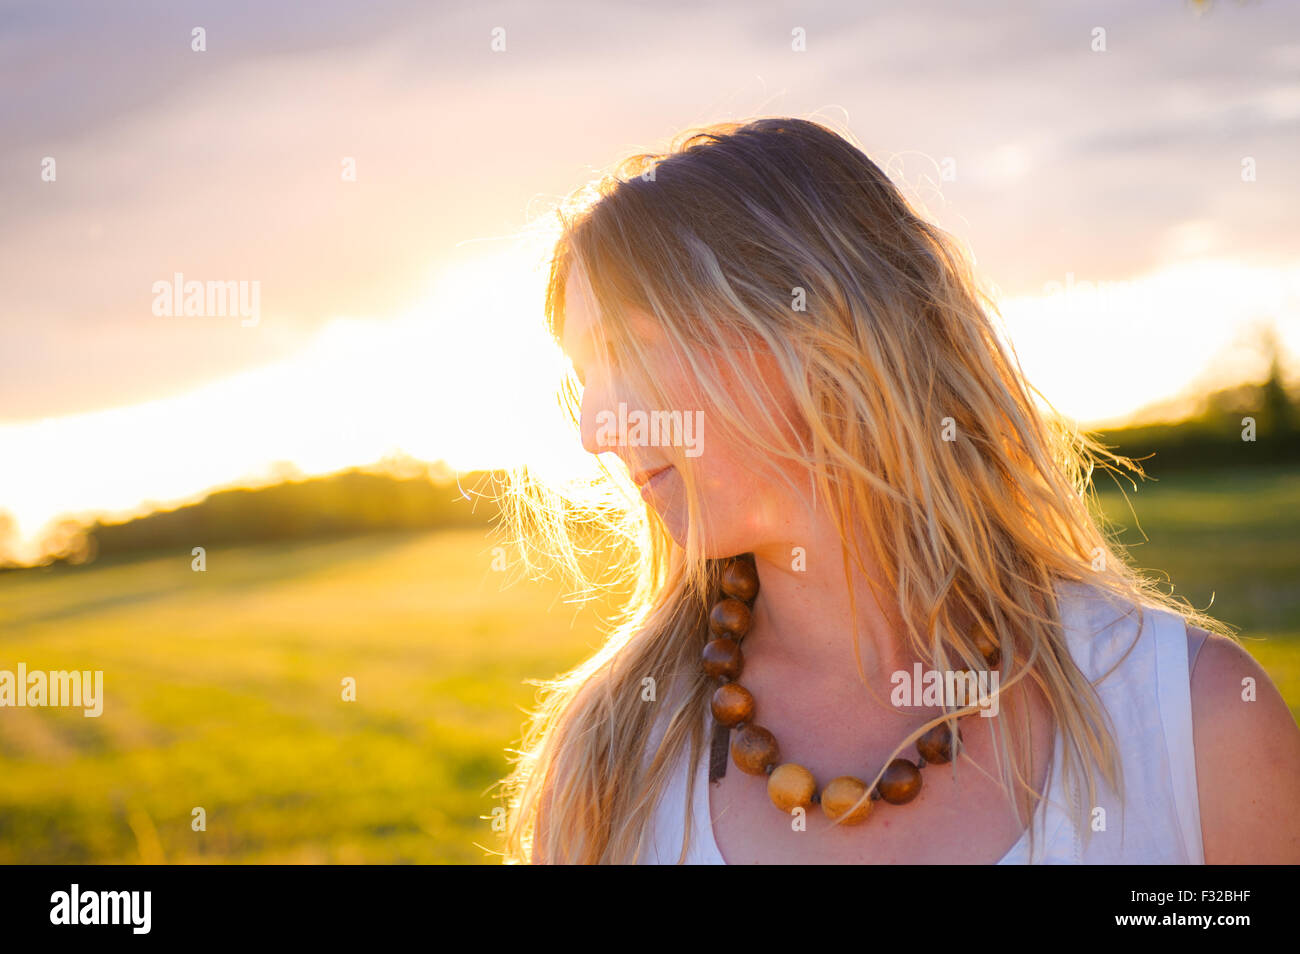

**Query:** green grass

left=0, top=465, right=1296, bottom=863
left=0, top=529, right=604, bottom=863
left=1090, top=465, right=1300, bottom=723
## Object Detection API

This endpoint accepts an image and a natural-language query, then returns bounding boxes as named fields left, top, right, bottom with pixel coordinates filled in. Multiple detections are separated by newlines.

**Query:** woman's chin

left=655, top=508, right=688, bottom=547
left=653, top=511, right=747, bottom=560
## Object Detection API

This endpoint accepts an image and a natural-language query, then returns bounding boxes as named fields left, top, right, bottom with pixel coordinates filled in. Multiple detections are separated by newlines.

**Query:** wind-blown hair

left=494, top=117, right=1231, bottom=864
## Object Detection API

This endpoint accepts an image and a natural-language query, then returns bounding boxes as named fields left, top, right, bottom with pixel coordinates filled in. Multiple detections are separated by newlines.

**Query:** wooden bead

left=970, top=621, right=1001, bottom=668
left=702, top=638, right=743, bottom=680
left=768, top=763, right=816, bottom=812
left=916, top=721, right=962, bottom=764
left=711, top=682, right=754, bottom=726
left=709, top=598, right=752, bottom=638
left=820, top=776, right=875, bottom=825
left=731, top=724, right=780, bottom=776
left=878, top=758, right=923, bottom=804
left=720, top=558, right=759, bottom=602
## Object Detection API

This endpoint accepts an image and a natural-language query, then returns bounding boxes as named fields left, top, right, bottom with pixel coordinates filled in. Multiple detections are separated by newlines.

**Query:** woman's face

left=560, top=264, right=810, bottom=558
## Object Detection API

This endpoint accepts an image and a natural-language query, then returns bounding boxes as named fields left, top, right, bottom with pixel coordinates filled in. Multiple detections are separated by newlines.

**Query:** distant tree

left=39, top=517, right=96, bottom=565
left=1260, top=327, right=1295, bottom=438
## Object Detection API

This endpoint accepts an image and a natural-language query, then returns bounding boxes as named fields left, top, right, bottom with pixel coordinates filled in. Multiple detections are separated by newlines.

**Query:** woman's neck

left=745, top=522, right=923, bottom=698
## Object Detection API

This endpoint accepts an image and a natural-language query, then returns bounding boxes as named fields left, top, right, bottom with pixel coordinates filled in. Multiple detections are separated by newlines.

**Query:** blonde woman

left=498, top=117, right=1300, bottom=864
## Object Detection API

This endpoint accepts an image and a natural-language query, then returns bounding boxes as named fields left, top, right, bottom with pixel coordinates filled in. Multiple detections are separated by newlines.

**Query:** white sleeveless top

left=637, top=581, right=1205, bottom=864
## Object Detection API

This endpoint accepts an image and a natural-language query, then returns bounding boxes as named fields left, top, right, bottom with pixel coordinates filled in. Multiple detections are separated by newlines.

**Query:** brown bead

left=970, top=620, right=1001, bottom=668
left=768, top=763, right=816, bottom=812
left=720, top=558, right=759, bottom=602
left=702, top=638, right=743, bottom=680
left=709, top=598, right=752, bottom=638
left=711, top=682, right=754, bottom=726
left=820, top=776, right=875, bottom=825
left=916, top=721, right=962, bottom=764
left=878, top=758, right=923, bottom=804
left=731, top=724, right=780, bottom=776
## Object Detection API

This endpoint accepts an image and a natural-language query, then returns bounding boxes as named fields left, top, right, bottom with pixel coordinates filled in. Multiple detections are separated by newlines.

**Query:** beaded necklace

left=703, top=554, right=1001, bottom=824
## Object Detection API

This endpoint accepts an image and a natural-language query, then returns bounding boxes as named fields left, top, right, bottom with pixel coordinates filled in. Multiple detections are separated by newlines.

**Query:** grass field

left=0, top=466, right=1296, bottom=863
left=1089, top=465, right=1300, bottom=722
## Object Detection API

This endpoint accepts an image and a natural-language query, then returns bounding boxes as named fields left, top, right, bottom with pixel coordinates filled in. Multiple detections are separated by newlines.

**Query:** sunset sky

left=2, top=0, right=1299, bottom=557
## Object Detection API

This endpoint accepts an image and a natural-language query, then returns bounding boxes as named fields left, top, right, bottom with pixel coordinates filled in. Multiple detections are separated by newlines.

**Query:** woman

left=497, top=117, right=1300, bottom=864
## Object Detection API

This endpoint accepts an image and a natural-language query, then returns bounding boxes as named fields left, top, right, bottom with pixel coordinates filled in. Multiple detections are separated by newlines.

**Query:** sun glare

left=1, top=246, right=598, bottom=559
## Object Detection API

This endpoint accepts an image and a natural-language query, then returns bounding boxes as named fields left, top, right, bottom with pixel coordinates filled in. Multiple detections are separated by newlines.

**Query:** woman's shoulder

left=1058, top=575, right=1300, bottom=863
left=1188, top=628, right=1300, bottom=863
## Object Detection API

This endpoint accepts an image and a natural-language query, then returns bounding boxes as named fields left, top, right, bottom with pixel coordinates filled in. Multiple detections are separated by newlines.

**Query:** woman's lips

left=638, top=466, right=674, bottom=499
left=632, top=463, right=670, bottom=486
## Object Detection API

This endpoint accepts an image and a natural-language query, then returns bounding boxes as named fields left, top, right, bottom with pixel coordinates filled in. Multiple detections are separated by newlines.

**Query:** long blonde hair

left=494, top=117, right=1232, bottom=864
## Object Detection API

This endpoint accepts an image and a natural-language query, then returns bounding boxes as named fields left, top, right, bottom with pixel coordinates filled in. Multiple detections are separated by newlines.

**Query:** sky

left=2, top=0, right=1299, bottom=557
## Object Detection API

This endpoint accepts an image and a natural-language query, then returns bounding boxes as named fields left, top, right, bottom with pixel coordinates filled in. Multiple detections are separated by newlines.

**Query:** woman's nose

left=579, top=384, right=613, bottom=457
